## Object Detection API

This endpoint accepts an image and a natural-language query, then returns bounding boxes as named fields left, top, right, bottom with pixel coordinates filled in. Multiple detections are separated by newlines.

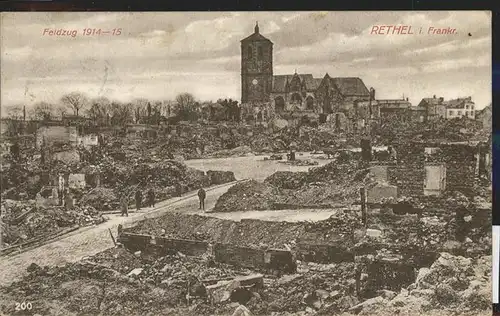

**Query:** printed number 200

left=15, top=302, right=32, bottom=311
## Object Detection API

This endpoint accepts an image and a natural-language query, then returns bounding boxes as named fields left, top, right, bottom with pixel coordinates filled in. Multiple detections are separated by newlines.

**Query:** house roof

left=377, top=99, right=412, bottom=109
left=476, top=103, right=492, bottom=116
left=419, top=97, right=445, bottom=106
left=445, top=97, right=474, bottom=109
left=329, top=77, right=370, bottom=97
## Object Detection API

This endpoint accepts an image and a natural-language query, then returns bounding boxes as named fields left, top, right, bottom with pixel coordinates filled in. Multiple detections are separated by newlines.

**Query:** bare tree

left=175, top=93, right=198, bottom=121
left=110, top=102, right=134, bottom=126
left=4, top=104, right=26, bottom=120
left=61, top=92, right=88, bottom=116
left=176, top=93, right=195, bottom=109
left=33, top=102, right=55, bottom=121
left=132, top=98, right=149, bottom=123
left=55, top=105, right=69, bottom=120
left=87, top=97, right=111, bottom=126
left=3, top=105, right=24, bottom=135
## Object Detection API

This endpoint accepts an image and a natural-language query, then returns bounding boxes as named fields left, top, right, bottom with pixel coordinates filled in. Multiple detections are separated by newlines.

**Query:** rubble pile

left=207, top=170, right=237, bottom=185
left=248, top=262, right=359, bottom=314
left=127, top=211, right=365, bottom=251
left=264, top=171, right=308, bottom=189
left=0, top=247, right=254, bottom=316
left=213, top=180, right=277, bottom=213
left=297, top=126, right=346, bottom=151
left=347, top=253, right=491, bottom=315
left=278, top=183, right=361, bottom=206
left=0, top=247, right=490, bottom=316
left=364, top=209, right=491, bottom=259
left=306, top=160, right=365, bottom=184
left=303, top=210, right=363, bottom=240
left=209, top=146, right=254, bottom=158
left=214, top=159, right=367, bottom=213
left=0, top=260, right=186, bottom=316
left=250, top=133, right=287, bottom=153
left=80, top=187, right=119, bottom=211
left=90, top=247, right=250, bottom=286
left=1, top=199, right=104, bottom=248
left=128, top=212, right=305, bottom=249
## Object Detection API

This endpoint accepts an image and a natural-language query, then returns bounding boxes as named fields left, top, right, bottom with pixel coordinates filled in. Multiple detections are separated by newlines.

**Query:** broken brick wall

left=387, top=143, right=425, bottom=197
left=213, top=243, right=295, bottom=273
left=387, top=163, right=424, bottom=197
left=387, top=143, right=477, bottom=197
left=428, top=144, right=476, bottom=195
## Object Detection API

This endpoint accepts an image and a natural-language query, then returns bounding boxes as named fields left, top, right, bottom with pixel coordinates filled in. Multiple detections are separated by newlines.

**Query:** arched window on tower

left=248, top=46, right=252, bottom=58
left=258, top=46, right=263, bottom=59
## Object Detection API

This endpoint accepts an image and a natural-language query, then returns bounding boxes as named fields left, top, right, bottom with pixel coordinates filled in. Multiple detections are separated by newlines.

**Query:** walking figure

left=198, top=187, right=206, bottom=210
left=120, top=195, right=129, bottom=217
left=147, top=188, right=155, bottom=208
left=135, top=189, right=143, bottom=211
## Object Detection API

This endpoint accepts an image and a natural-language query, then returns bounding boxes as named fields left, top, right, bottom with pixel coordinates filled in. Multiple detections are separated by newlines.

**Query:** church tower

left=241, top=22, right=273, bottom=104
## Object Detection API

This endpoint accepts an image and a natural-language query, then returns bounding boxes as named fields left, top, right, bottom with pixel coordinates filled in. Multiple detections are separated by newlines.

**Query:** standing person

left=147, top=188, right=155, bottom=208
left=135, top=189, right=142, bottom=211
left=120, top=195, right=129, bottom=217
left=197, top=187, right=206, bottom=210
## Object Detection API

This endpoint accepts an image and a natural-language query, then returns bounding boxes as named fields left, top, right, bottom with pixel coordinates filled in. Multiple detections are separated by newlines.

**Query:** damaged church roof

left=329, top=77, right=370, bottom=97
left=272, top=74, right=322, bottom=93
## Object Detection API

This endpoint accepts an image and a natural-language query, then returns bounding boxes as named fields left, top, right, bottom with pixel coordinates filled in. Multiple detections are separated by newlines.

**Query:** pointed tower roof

left=241, top=22, right=273, bottom=43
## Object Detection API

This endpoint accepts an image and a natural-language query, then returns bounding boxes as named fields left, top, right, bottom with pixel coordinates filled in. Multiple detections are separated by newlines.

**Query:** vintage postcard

left=0, top=11, right=492, bottom=316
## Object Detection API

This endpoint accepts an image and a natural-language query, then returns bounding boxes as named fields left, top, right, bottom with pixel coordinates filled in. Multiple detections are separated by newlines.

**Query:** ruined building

left=418, top=95, right=476, bottom=122
left=240, top=23, right=372, bottom=130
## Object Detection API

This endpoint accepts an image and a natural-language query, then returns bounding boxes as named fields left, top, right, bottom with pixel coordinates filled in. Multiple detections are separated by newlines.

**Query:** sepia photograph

left=0, top=11, right=493, bottom=316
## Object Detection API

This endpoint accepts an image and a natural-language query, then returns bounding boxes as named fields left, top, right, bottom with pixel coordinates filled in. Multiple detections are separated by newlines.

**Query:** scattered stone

left=127, top=268, right=143, bottom=277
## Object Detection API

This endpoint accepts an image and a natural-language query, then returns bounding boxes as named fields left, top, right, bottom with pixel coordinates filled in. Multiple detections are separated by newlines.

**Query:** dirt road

left=0, top=182, right=237, bottom=286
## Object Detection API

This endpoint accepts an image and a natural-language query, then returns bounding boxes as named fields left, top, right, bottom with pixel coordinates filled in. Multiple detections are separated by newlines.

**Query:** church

left=240, top=22, right=375, bottom=129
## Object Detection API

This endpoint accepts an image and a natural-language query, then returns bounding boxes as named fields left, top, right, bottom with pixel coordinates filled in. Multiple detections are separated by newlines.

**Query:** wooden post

left=355, top=265, right=361, bottom=298
left=108, top=228, right=116, bottom=246
left=360, top=187, right=367, bottom=227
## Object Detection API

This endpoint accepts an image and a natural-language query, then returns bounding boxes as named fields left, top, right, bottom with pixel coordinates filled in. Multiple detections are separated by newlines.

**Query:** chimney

left=370, top=87, right=375, bottom=101
left=406, top=97, right=409, bottom=101
left=433, top=95, right=436, bottom=99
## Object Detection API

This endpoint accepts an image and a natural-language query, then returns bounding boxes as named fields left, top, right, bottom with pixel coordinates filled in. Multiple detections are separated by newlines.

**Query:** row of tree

left=4, top=92, right=88, bottom=121
left=3, top=92, right=242, bottom=126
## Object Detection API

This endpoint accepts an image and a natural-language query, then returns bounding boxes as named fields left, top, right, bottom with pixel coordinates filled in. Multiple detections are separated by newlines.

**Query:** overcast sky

left=0, top=11, right=492, bottom=115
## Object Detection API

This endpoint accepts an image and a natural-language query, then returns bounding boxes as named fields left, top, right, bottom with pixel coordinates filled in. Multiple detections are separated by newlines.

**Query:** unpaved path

left=0, top=182, right=237, bottom=286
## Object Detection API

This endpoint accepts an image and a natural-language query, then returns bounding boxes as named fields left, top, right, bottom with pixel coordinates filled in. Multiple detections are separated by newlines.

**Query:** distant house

left=417, top=95, right=446, bottom=122
left=374, top=98, right=412, bottom=124
left=409, top=106, right=426, bottom=123
left=475, top=103, right=492, bottom=130
left=444, top=96, right=475, bottom=120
